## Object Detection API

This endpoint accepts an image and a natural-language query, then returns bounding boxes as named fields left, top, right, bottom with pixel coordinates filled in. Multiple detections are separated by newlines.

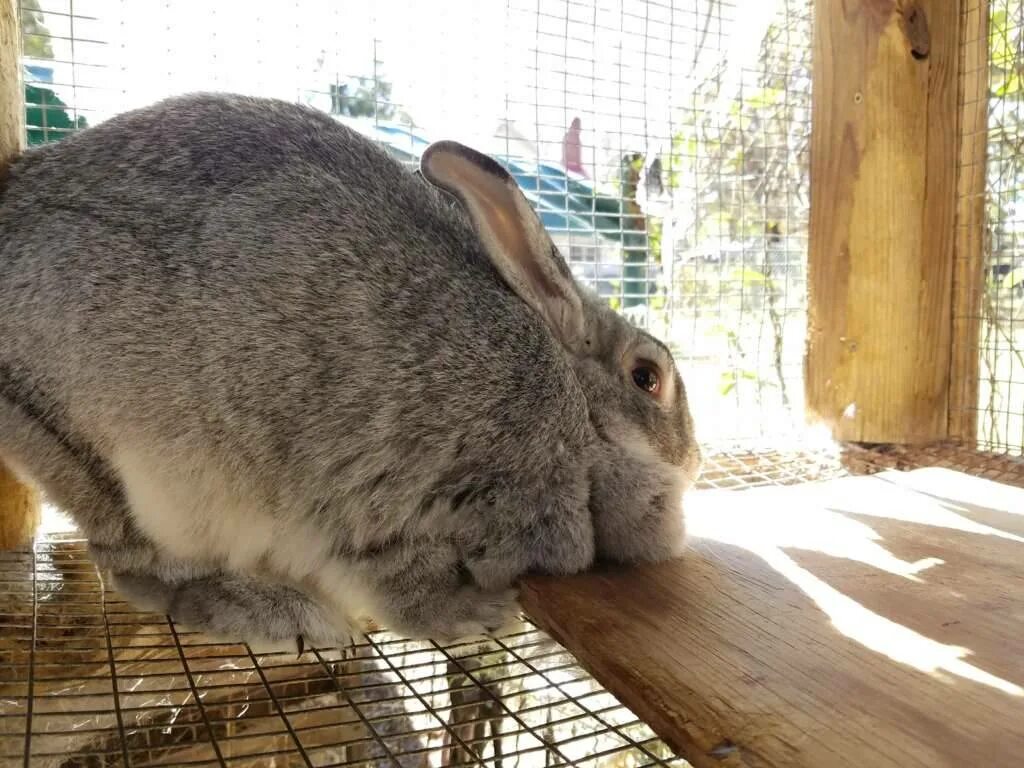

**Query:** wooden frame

left=0, top=0, right=41, bottom=549
left=0, top=0, right=20, bottom=164
left=948, top=0, right=991, bottom=443
left=804, top=0, right=964, bottom=444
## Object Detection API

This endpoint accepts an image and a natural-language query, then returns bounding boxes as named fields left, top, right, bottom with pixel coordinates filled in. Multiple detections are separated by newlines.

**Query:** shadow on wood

left=520, top=468, right=1024, bottom=768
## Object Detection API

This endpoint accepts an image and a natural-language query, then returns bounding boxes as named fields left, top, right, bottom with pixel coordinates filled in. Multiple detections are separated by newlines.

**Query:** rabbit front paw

left=398, top=586, right=521, bottom=643
left=112, top=570, right=351, bottom=653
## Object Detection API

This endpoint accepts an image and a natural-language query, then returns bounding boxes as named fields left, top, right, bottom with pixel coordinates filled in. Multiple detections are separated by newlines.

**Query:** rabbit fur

left=0, top=93, right=701, bottom=649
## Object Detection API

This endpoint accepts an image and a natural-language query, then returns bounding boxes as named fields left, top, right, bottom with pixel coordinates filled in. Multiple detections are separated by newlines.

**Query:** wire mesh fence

left=972, top=0, right=1024, bottom=454
left=16, top=1, right=1024, bottom=451
left=16, top=0, right=816, bottom=444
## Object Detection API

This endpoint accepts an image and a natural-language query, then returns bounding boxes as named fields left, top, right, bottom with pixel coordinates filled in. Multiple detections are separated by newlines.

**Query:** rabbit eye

left=631, top=364, right=661, bottom=395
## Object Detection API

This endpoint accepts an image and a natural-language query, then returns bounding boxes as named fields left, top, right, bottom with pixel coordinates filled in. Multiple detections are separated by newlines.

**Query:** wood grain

left=0, top=464, right=39, bottom=549
left=520, top=468, right=1024, bottom=768
left=805, top=0, right=961, bottom=443
left=0, top=0, right=22, bottom=168
left=948, top=0, right=990, bottom=443
left=0, top=0, right=40, bottom=550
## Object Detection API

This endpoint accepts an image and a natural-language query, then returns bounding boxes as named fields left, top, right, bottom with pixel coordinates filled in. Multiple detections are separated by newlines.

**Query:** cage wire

left=17, top=0, right=816, bottom=444
left=1, top=534, right=687, bottom=768
left=8, top=0, right=1024, bottom=765
left=972, top=0, right=1024, bottom=455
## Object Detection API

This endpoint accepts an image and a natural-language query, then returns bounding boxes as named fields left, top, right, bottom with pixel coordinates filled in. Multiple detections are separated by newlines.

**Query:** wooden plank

left=948, top=0, right=991, bottom=443
left=0, top=0, right=41, bottom=549
left=805, top=0, right=961, bottom=443
left=520, top=468, right=1024, bottom=768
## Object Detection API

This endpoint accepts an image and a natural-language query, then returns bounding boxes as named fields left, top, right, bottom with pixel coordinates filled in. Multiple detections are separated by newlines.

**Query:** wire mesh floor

left=1, top=557, right=682, bottom=768
left=4, top=441, right=1024, bottom=768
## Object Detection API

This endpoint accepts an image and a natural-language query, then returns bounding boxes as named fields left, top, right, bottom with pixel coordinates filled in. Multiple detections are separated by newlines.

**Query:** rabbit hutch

left=2, top=0, right=1024, bottom=766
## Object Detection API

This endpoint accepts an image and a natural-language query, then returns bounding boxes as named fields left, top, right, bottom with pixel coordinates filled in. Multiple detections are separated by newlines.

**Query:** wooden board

left=804, top=0, right=960, bottom=443
left=520, top=468, right=1024, bottom=768
left=0, top=0, right=41, bottom=550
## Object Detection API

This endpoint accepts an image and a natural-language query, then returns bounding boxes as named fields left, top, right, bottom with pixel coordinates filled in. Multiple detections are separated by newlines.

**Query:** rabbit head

left=420, top=141, right=701, bottom=570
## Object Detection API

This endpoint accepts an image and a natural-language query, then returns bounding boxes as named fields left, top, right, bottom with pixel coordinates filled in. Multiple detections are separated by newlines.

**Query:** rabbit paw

left=420, top=586, right=521, bottom=643
left=112, top=570, right=349, bottom=653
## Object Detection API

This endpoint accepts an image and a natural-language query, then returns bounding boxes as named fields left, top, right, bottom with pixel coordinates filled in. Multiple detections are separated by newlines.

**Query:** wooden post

left=0, top=0, right=22, bottom=164
left=0, top=0, right=41, bottom=549
left=805, top=0, right=961, bottom=444
left=948, top=0, right=990, bottom=444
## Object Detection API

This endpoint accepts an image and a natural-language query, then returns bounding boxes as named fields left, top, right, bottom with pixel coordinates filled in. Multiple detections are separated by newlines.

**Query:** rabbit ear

left=420, top=141, right=584, bottom=347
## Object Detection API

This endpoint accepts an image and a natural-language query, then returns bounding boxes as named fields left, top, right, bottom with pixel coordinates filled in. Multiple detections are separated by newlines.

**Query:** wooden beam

left=948, top=0, right=990, bottom=444
left=805, top=0, right=961, bottom=443
left=0, top=0, right=41, bottom=549
left=520, top=468, right=1024, bottom=768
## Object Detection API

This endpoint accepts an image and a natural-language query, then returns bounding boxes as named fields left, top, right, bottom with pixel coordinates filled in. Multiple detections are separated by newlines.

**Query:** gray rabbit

left=0, top=93, right=701, bottom=650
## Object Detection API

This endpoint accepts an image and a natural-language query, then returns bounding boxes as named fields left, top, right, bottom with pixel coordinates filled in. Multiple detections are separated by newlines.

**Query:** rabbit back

left=0, top=94, right=592, bottom=588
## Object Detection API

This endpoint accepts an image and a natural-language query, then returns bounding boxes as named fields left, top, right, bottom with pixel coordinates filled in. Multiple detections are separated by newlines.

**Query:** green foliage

left=652, top=4, right=813, bottom=416
left=663, top=13, right=812, bottom=256
left=646, top=216, right=663, bottom=264
left=708, top=323, right=779, bottom=397
left=25, top=85, right=88, bottom=145
left=329, top=76, right=396, bottom=120
left=730, top=266, right=773, bottom=290
left=991, top=8, right=1024, bottom=96
left=673, top=263, right=714, bottom=308
left=21, top=0, right=53, bottom=59
left=746, top=86, right=782, bottom=110
left=719, top=369, right=760, bottom=396
left=607, top=279, right=622, bottom=311
left=985, top=4, right=1024, bottom=295
left=20, top=3, right=88, bottom=144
